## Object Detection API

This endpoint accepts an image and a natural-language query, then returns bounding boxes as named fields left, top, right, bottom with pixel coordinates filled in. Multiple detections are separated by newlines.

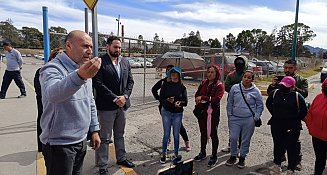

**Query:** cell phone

left=276, top=75, right=285, bottom=82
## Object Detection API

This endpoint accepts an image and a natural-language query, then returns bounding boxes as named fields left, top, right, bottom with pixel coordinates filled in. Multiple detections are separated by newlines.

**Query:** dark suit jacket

left=93, top=53, right=134, bottom=111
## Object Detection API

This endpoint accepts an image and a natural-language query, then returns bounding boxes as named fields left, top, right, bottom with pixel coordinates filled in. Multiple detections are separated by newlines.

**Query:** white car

left=270, top=61, right=284, bottom=73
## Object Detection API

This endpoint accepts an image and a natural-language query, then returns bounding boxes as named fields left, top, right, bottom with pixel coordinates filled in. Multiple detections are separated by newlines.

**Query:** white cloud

left=0, top=0, right=326, bottom=49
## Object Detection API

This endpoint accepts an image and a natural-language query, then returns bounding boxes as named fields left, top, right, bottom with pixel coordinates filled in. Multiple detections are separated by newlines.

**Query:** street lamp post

left=291, top=0, right=300, bottom=60
left=116, top=15, right=120, bottom=36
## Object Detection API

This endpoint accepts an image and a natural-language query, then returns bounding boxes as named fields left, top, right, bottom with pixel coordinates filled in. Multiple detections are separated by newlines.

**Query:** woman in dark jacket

left=266, top=76, right=307, bottom=174
left=159, top=66, right=188, bottom=164
left=193, top=65, right=224, bottom=167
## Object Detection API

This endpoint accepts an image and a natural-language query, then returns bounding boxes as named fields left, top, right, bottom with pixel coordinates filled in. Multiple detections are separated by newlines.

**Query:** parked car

left=320, top=62, right=327, bottom=83
left=270, top=61, right=284, bottom=73
left=128, top=59, right=142, bottom=68
left=251, top=60, right=274, bottom=74
left=248, top=61, right=263, bottom=75
left=134, top=57, right=153, bottom=68
left=203, top=53, right=245, bottom=78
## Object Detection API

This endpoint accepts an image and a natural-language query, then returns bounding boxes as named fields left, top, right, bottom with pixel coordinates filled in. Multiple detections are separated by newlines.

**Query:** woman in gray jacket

left=225, top=70, right=264, bottom=169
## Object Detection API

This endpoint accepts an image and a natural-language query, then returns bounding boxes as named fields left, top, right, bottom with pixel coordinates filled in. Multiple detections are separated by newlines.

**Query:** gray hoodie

left=39, top=52, right=99, bottom=145
left=227, top=82, right=264, bottom=121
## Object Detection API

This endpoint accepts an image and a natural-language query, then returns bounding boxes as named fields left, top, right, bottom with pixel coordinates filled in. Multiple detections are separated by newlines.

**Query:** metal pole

left=116, top=15, right=120, bottom=36
left=92, top=6, right=98, bottom=57
left=84, top=8, right=88, bottom=34
left=291, top=0, right=299, bottom=60
left=42, top=6, right=50, bottom=63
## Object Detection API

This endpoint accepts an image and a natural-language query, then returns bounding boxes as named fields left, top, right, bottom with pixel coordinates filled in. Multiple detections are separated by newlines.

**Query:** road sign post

left=83, top=0, right=98, bottom=56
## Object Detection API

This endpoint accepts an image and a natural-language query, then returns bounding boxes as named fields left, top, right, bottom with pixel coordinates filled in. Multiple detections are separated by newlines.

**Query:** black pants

left=36, top=95, right=43, bottom=152
left=198, top=114, right=219, bottom=156
left=159, top=105, right=189, bottom=142
left=0, top=70, right=26, bottom=97
left=312, top=136, right=327, bottom=175
left=42, top=140, right=87, bottom=175
left=271, top=125, right=300, bottom=171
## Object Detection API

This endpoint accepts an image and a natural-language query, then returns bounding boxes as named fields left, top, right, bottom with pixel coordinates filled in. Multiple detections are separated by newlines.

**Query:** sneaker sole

left=225, top=162, right=236, bottom=166
left=194, top=157, right=206, bottom=162
left=207, top=161, right=217, bottom=167
left=237, top=164, right=245, bottom=169
left=159, top=160, right=166, bottom=164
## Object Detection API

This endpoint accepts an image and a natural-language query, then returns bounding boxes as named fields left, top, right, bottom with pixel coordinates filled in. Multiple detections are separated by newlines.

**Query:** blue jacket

left=227, top=82, right=264, bottom=120
left=39, top=52, right=100, bottom=145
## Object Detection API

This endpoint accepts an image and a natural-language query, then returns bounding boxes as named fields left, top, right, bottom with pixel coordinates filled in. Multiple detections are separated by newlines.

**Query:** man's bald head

left=65, top=30, right=93, bottom=65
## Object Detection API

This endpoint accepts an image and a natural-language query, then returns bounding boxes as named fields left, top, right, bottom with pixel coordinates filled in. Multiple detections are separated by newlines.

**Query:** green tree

left=276, top=23, right=316, bottom=57
left=0, top=19, right=21, bottom=46
left=225, top=33, right=236, bottom=52
left=21, top=27, right=43, bottom=48
left=250, top=29, right=268, bottom=56
left=49, top=26, right=68, bottom=49
left=236, top=30, right=254, bottom=53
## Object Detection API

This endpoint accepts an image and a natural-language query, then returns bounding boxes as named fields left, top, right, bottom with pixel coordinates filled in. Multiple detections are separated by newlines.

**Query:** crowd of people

left=2, top=30, right=326, bottom=175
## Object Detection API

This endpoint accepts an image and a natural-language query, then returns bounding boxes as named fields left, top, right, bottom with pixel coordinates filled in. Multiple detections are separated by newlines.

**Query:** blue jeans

left=161, top=107, right=183, bottom=155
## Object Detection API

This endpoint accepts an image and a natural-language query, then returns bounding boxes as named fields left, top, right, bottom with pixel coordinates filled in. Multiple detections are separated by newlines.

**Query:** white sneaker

left=221, top=147, right=230, bottom=152
left=270, top=164, right=282, bottom=174
left=285, top=170, right=295, bottom=175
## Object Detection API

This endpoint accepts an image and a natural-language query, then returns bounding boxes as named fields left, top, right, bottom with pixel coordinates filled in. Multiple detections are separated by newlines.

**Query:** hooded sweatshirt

left=224, top=56, right=248, bottom=93
left=39, top=52, right=100, bottom=145
left=305, top=79, right=327, bottom=141
left=227, top=82, right=264, bottom=121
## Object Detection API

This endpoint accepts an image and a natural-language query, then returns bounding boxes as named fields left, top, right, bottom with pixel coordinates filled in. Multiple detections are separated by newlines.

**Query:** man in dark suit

left=93, top=36, right=134, bottom=175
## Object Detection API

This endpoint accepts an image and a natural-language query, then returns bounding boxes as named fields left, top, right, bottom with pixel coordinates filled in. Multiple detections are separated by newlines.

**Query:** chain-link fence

left=49, top=32, right=321, bottom=106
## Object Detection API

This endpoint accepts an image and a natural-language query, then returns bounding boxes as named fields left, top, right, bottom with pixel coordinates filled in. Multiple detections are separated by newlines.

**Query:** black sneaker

left=172, top=155, right=182, bottom=164
left=237, top=157, right=245, bottom=169
left=160, top=154, right=166, bottom=164
left=99, top=168, right=109, bottom=175
left=207, top=156, right=217, bottom=167
left=225, top=156, right=237, bottom=166
left=194, top=152, right=206, bottom=161
left=295, top=162, right=302, bottom=171
left=18, top=94, right=26, bottom=98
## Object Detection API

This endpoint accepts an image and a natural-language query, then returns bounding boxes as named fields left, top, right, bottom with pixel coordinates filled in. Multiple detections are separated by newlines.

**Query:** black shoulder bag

left=239, top=84, right=262, bottom=127
left=193, top=82, right=214, bottom=120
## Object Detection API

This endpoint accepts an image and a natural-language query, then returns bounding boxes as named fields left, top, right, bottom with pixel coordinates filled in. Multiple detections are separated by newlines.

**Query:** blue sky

left=0, top=0, right=326, bottom=48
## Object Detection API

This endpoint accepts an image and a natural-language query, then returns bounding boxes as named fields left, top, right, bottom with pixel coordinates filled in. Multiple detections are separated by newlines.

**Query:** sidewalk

left=0, top=61, right=136, bottom=175
left=0, top=62, right=37, bottom=175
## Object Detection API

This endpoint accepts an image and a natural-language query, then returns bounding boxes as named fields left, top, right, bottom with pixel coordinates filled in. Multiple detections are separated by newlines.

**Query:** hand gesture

left=195, top=96, right=202, bottom=105
left=167, top=96, right=174, bottom=103
left=115, top=95, right=126, bottom=108
left=77, top=57, right=102, bottom=80
left=89, top=132, right=101, bottom=150
left=174, top=101, right=181, bottom=107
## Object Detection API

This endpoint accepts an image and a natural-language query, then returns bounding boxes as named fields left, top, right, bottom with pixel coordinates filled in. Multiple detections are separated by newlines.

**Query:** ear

left=66, top=41, right=72, bottom=51
left=106, top=44, right=110, bottom=50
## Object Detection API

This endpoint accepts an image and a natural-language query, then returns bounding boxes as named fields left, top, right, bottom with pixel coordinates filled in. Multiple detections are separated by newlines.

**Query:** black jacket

left=266, top=89, right=307, bottom=130
left=159, top=81, right=187, bottom=113
left=93, top=54, right=134, bottom=110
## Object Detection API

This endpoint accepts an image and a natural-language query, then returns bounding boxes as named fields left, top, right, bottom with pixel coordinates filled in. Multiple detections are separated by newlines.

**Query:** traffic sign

left=83, top=0, right=98, bottom=10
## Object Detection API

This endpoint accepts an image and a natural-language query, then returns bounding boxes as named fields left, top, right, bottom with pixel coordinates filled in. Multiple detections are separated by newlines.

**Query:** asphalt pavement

left=0, top=57, right=323, bottom=175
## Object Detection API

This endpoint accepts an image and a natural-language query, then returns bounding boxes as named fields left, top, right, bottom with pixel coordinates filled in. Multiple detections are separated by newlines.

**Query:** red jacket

left=305, top=79, right=327, bottom=141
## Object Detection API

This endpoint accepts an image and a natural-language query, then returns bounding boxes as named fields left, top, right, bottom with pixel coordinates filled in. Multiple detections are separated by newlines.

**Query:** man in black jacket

left=93, top=36, right=134, bottom=175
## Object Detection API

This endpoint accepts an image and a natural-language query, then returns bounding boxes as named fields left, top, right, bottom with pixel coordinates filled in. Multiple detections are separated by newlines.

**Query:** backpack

left=273, top=89, right=299, bottom=111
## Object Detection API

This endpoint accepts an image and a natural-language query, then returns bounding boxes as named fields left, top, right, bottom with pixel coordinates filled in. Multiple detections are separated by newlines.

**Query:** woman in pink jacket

left=305, top=78, right=327, bottom=175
